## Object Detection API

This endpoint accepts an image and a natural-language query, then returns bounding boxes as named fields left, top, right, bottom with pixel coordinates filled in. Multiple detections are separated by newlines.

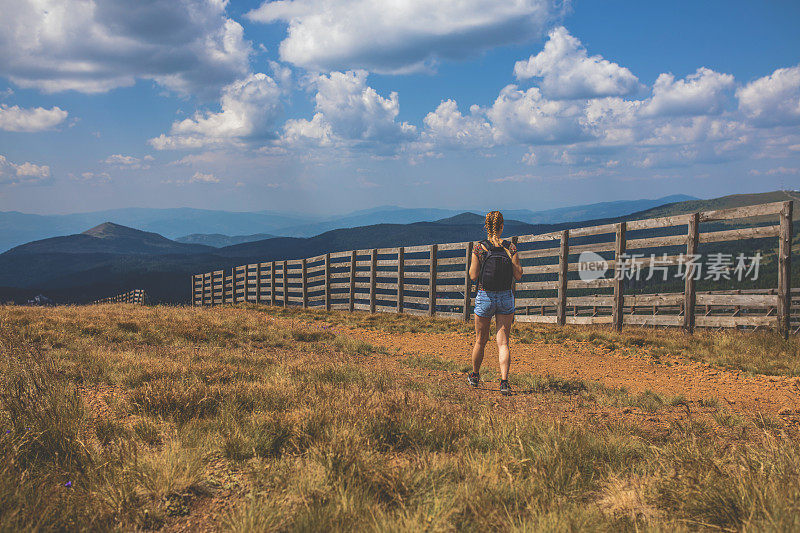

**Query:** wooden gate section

left=191, top=200, right=795, bottom=337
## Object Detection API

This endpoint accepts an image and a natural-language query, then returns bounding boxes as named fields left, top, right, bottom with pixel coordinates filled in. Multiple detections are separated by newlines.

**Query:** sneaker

left=468, top=371, right=480, bottom=387
left=500, top=379, right=511, bottom=396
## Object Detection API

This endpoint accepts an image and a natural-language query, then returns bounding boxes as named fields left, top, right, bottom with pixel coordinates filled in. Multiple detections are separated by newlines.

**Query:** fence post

left=191, top=276, right=195, bottom=307
left=325, top=253, right=331, bottom=311
left=429, top=244, right=438, bottom=316
left=302, top=258, right=308, bottom=308
left=283, top=260, right=288, bottom=308
left=255, top=263, right=261, bottom=304
left=270, top=262, right=276, bottom=306
left=227, top=267, right=236, bottom=303
left=510, top=236, right=518, bottom=293
left=463, top=241, right=473, bottom=322
left=349, top=250, right=356, bottom=312
left=370, top=248, right=377, bottom=313
left=778, top=200, right=793, bottom=339
left=683, top=213, right=700, bottom=334
left=397, top=247, right=404, bottom=314
left=612, top=222, right=626, bottom=332
left=556, top=230, right=569, bottom=326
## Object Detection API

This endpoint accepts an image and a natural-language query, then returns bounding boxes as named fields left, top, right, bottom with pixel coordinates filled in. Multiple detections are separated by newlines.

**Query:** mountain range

left=0, top=195, right=693, bottom=252
left=1, top=191, right=796, bottom=305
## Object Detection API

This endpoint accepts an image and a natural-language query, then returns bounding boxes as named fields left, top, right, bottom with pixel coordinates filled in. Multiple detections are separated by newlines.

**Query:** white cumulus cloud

left=283, top=70, right=416, bottom=151
left=247, top=0, right=562, bottom=73
left=642, top=67, right=734, bottom=117
left=150, top=73, right=283, bottom=150
left=737, top=65, right=800, bottom=127
left=422, top=100, right=494, bottom=149
left=0, top=154, right=51, bottom=185
left=0, top=0, right=252, bottom=97
left=0, top=104, right=68, bottom=132
left=486, top=85, right=586, bottom=145
left=514, top=26, right=640, bottom=99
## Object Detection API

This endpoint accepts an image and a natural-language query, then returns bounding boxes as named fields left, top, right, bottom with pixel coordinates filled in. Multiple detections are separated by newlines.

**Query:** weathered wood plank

left=569, top=278, right=614, bottom=289
left=695, top=294, right=779, bottom=306
left=625, top=315, right=683, bottom=326
left=624, top=293, right=683, bottom=306
left=626, top=234, right=686, bottom=250
left=524, top=263, right=560, bottom=275
left=699, top=201, right=785, bottom=222
left=566, top=316, right=613, bottom=325
left=517, top=247, right=561, bottom=259
left=515, top=281, right=559, bottom=291
left=695, top=315, right=778, bottom=328
left=436, top=271, right=465, bottom=279
left=516, top=315, right=558, bottom=323
left=626, top=214, right=692, bottom=231
left=437, top=242, right=469, bottom=252
left=568, top=296, right=613, bottom=306
left=436, top=257, right=466, bottom=266
left=515, top=231, right=562, bottom=244
left=515, top=297, right=557, bottom=306
left=699, top=225, right=780, bottom=244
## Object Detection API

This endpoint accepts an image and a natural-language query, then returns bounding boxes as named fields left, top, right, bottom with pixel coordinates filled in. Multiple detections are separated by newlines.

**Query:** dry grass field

left=2, top=303, right=800, bottom=531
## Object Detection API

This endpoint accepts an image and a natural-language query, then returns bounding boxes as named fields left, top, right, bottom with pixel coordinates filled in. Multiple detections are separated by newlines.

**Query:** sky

left=1, top=0, right=799, bottom=216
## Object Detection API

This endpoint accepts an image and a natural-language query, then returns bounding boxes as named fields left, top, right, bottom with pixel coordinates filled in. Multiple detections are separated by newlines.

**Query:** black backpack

left=474, top=239, right=513, bottom=292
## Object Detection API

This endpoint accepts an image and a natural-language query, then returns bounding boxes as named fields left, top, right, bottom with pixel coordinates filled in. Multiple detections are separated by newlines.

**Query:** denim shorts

left=474, top=289, right=515, bottom=318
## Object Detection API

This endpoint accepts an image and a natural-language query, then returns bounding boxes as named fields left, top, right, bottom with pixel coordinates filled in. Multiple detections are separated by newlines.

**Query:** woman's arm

left=469, top=242, right=484, bottom=281
left=507, top=242, right=523, bottom=281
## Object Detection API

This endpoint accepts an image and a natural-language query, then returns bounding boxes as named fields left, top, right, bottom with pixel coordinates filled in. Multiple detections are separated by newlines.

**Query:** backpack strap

left=473, top=240, right=489, bottom=293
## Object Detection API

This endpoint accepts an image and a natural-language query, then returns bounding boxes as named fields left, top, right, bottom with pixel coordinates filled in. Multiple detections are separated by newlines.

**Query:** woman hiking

left=468, top=211, right=523, bottom=396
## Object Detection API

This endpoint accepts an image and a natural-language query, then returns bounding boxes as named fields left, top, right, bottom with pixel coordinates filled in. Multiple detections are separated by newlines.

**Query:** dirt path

left=269, top=316, right=800, bottom=417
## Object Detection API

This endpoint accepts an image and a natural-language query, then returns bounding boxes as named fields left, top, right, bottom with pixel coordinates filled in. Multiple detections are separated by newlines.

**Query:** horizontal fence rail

left=192, top=200, right=795, bottom=337
left=92, top=289, right=146, bottom=305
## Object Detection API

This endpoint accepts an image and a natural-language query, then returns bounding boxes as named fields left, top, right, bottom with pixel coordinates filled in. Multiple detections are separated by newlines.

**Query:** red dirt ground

left=268, top=315, right=800, bottom=417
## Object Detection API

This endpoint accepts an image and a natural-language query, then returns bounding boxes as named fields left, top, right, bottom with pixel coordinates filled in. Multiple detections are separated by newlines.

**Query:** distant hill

left=623, top=190, right=800, bottom=222
left=175, top=233, right=276, bottom=247
left=4, top=222, right=216, bottom=256
left=504, top=194, right=695, bottom=224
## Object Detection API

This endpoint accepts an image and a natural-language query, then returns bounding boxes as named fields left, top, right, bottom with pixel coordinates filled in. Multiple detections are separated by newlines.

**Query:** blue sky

left=1, top=0, right=799, bottom=216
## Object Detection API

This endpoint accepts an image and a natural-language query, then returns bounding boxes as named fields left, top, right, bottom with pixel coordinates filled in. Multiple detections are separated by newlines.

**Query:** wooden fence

left=93, top=289, right=146, bottom=305
left=191, top=200, right=795, bottom=337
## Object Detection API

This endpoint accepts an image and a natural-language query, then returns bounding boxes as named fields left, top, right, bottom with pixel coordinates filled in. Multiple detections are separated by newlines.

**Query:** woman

left=468, top=211, right=523, bottom=396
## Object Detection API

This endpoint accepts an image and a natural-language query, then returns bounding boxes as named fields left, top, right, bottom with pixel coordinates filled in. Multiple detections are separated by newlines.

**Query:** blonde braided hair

left=485, top=211, right=504, bottom=247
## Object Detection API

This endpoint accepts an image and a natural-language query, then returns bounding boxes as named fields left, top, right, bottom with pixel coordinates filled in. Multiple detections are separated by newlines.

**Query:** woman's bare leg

left=495, top=313, right=514, bottom=380
left=472, top=315, right=491, bottom=373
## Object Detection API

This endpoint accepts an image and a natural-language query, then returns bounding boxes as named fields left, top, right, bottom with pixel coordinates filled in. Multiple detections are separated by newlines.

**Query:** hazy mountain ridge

left=175, top=233, right=277, bottom=247
left=0, top=195, right=695, bottom=252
